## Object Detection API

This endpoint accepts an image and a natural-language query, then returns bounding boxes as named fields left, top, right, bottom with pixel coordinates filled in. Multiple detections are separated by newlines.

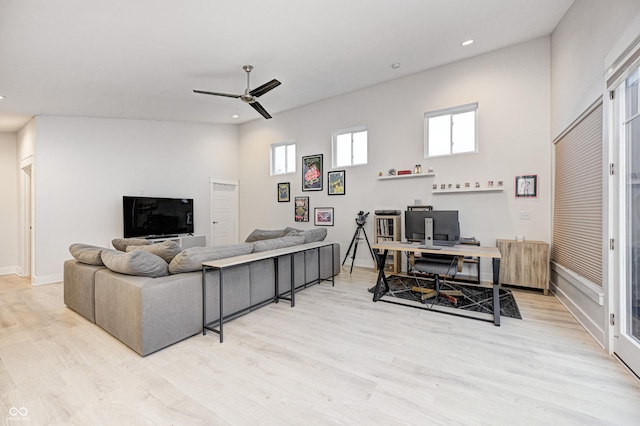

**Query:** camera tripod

left=342, top=220, right=376, bottom=274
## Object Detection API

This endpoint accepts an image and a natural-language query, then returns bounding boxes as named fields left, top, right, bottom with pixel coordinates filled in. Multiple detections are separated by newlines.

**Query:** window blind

left=553, top=101, right=603, bottom=286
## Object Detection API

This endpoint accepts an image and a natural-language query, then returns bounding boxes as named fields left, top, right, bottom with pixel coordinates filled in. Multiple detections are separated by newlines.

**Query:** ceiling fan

left=193, top=65, right=281, bottom=119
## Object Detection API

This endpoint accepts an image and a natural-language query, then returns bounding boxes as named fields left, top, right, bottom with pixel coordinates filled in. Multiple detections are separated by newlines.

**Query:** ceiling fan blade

left=249, top=101, right=272, bottom=119
left=193, top=89, right=241, bottom=98
left=249, top=79, right=281, bottom=98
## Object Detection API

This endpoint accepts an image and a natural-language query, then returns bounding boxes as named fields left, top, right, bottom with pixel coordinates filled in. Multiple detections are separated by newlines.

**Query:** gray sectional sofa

left=63, top=228, right=340, bottom=356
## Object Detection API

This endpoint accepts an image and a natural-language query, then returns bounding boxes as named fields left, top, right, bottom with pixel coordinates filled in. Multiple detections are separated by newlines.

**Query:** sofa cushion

left=126, top=240, right=182, bottom=264
left=297, top=228, right=327, bottom=243
left=169, top=243, right=254, bottom=274
left=244, top=228, right=296, bottom=242
left=101, top=249, right=169, bottom=277
left=112, top=238, right=152, bottom=251
left=69, top=243, right=108, bottom=266
left=252, top=235, right=305, bottom=253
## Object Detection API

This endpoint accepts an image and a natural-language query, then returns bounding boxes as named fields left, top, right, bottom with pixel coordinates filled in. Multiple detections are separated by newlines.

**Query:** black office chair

left=409, top=252, right=463, bottom=301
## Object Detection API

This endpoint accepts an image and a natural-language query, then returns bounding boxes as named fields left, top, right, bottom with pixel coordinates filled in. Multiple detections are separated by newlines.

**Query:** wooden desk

left=371, top=241, right=503, bottom=326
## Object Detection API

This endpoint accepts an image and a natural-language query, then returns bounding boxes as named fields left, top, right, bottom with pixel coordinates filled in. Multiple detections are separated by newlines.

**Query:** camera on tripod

left=355, top=211, right=370, bottom=227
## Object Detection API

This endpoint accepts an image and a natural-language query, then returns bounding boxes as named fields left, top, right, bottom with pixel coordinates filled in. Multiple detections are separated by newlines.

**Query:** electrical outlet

left=519, top=211, right=530, bottom=220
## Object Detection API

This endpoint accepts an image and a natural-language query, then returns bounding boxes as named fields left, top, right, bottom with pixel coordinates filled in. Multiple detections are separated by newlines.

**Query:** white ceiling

left=0, top=0, right=574, bottom=132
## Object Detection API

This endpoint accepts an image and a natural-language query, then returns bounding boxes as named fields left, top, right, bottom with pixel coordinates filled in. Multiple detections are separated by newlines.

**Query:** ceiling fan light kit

left=193, top=65, right=281, bottom=119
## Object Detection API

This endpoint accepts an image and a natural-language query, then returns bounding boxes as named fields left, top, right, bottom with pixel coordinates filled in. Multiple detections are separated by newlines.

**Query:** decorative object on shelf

left=475, top=181, right=480, bottom=188
left=388, top=168, right=396, bottom=176
left=465, top=182, right=470, bottom=188
left=488, top=180, right=494, bottom=187
left=428, top=167, right=434, bottom=173
left=498, top=180, right=504, bottom=186
left=515, top=174, right=537, bottom=198
left=432, top=184, right=438, bottom=190
left=277, top=182, right=290, bottom=202
left=441, top=184, right=445, bottom=189
left=397, top=169, right=412, bottom=175
left=448, top=183, right=453, bottom=189
left=302, top=154, right=323, bottom=191
left=414, top=164, right=422, bottom=174
left=328, top=170, right=345, bottom=195
left=314, top=207, right=334, bottom=226
left=455, top=183, right=460, bottom=189
left=378, top=171, right=383, bottom=176
left=294, top=196, right=309, bottom=222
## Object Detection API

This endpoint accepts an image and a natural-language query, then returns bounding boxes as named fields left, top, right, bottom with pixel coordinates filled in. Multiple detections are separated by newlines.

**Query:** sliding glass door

left=613, top=67, right=640, bottom=377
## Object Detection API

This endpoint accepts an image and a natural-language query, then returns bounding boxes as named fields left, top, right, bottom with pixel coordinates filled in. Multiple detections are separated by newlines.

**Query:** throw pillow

left=169, top=243, right=254, bottom=274
left=252, top=235, right=305, bottom=253
left=298, top=228, right=327, bottom=243
left=111, top=238, right=152, bottom=252
left=244, top=229, right=288, bottom=243
left=69, top=243, right=108, bottom=266
left=126, top=240, right=182, bottom=264
left=101, top=249, right=169, bottom=278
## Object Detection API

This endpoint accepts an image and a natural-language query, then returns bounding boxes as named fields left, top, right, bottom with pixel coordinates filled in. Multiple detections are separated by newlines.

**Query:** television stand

left=143, top=234, right=206, bottom=249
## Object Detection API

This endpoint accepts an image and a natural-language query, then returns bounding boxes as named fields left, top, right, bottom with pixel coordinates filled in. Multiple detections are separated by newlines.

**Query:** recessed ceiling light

left=232, top=114, right=239, bottom=119
left=391, top=62, right=401, bottom=69
left=461, top=39, right=474, bottom=46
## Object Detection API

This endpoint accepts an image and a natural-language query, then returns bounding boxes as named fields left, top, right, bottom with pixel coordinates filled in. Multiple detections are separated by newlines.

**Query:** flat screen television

left=123, top=196, right=194, bottom=238
left=404, top=210, right=460, bottom=246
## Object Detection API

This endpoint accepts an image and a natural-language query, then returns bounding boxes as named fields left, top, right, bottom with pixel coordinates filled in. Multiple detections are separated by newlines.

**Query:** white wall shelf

left=432, top=187, right=504, bottom=194
left=378, top=172, right=435, bottom=180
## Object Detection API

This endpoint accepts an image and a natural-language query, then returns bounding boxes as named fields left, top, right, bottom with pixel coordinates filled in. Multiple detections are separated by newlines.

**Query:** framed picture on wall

left=314, top=207, right=334, bottom=226
left=327, top=170, right=345, bottom=195
left=302, top=154, right=323, bottom=191
left=515, top=174, right=537, bottom=198
left=277, top=182, right=290, bottom=202
left=294, top=196, right=309, bottom=222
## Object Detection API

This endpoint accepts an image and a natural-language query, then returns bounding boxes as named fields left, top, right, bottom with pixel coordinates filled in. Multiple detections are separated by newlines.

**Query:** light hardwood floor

left=1, top=269, right=640, bottom=425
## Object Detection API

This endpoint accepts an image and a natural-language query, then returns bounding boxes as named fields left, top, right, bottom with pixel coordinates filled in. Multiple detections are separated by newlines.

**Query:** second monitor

left=404, top=210, right=460, bottom=246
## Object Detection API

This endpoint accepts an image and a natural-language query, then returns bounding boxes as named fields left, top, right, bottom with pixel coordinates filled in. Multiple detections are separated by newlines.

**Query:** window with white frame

left=332, top=126, right=368, bottom=167
left=424, top=102, right=478, bottom=157
left=270, top=141, right=296, bottom=175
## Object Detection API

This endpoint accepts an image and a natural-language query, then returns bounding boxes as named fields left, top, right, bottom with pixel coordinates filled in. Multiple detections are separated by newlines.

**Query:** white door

left=612, top=67, right=640, bottom=377
left=210, top=178, right=239, bottom=246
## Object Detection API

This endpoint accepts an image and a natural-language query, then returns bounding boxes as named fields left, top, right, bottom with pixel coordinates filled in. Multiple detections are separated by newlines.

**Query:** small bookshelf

left=374, top=214, right=402, bottom=274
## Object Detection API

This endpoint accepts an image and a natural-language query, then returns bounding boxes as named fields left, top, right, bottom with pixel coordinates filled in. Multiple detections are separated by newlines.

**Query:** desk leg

left=492, top=257, right=501, bottom=327
left=372, top=249, right=390, bottom=302
left=219, top=269, right=224, bottom=342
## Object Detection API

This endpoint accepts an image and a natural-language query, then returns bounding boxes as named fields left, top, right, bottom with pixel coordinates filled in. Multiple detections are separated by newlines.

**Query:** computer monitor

left=404, top=210, right=460, bottom=246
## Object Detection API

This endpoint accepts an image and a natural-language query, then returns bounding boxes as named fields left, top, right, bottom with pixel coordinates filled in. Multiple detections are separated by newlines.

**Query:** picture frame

left=327, top=170, right=345, bottom=195
left=277, top=182, right=290, bottom=202
left=294, top=196, right=309, bottom=222
left=515, top=174, right=538, bottom=198
left=302, top=154, right=323, bottom=191
left=314, top=207, right=334, bottom=226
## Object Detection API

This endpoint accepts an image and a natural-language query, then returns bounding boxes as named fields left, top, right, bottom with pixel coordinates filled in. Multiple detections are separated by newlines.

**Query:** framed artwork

left=302, top=154, right=323, bottom=191
left=515, top=175, right=537, bottom=198
left=294, top=196, right=309, bottom=222
left=277, top=182, right=290, bottom=202
left=314, top=207, right=334, bottom=226
left=327, top=170, right=345, bottom=195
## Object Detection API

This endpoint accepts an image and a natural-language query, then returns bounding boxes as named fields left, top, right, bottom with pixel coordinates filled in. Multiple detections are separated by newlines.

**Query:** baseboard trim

left=550, top=280, right=605, bottom=348
left=32, top=273, right=63, bottom=286
left=0, top=266, right=18, bottom=276
left=551, top=262, right=603, bottom=305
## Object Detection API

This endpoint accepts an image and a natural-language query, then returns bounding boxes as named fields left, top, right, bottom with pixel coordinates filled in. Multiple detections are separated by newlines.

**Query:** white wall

left=0, top=132, right=18, bottom=275
left=239, top=37, right=551, bottom=281
left=32, top=116, right=238, bottom=284
left=551, top=0, right=640, bottom=138
left=550, top=1, right=640, bottom=348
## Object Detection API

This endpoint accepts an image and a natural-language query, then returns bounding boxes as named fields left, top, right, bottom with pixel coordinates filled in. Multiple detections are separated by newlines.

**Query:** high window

left=424, top=102, right=478, bottom=157
left=270, top=141, right=296, bottom=175
left=332, top=126, right=368, bottom=167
